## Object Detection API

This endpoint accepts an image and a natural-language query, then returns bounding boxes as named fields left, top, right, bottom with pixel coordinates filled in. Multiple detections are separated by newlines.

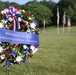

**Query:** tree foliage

left=0, top=1, right=4, bottom=11
left=0, top=0, right=76, bottom=26
left=25, top=1, right=53, bottom=26
left=57, top=0, right=76, bottom=25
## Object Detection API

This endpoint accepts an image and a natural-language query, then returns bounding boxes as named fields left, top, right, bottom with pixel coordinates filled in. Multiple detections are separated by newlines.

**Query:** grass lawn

left=0, top=26, right=76, bottom=75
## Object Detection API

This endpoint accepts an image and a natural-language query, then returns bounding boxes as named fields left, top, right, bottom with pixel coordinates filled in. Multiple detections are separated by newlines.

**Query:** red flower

left=4, top=51, right=10, bottom=57
left=29, top=54, right=34, bottom=58
left=20, top=24, right=25, bottom=29
left=16, top=62, right=19, bottom=64
left=0, top=12, right=2, bottom=21
left=36, top=28, right=39, bottom=32
left=25, top=12, right=30, bottom=16
left=14, top=45, right=18, bottom=48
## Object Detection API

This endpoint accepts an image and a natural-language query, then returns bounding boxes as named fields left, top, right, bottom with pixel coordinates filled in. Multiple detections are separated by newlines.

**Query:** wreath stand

left=6, top=67, right=9, bottom=75
left=26, top=63, right=31, bottom=75
left=5, top=63, right=31, bottom=75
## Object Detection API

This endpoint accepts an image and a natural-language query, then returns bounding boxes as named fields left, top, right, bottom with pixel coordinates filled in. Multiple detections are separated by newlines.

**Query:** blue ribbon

left=0, top=28, right=39, bottom=46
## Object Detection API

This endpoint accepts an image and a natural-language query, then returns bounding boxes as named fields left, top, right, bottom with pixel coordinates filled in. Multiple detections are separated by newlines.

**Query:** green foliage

left=9, top=2, right=20, bottom=9
left=40, top=0, right=56, bottom=25
left=25, top=2, right=53, bottom=26
left=3, top=1, right=10, bottom=8
left=21, top=12, right=28, bottom=20
left=0, top=1, right=4, bottom=11
left=57, top=0, right=76, bottom=25
left=0, top=1, right=20, bottom=9
left=66, top=6, right=74, bottom=18
left=40, top=0, right=56, bottom=10
left=1, top=0, right=76, bottom=26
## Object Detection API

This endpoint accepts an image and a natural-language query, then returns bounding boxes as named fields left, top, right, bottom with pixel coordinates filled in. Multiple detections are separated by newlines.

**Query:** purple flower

left=24, top=59, right=28, bottom=64
left=34, top=20, right=38, bottom=26
left=4, top=60, right=11, bottom=68
left=25, top=50, right=30, bottom=55
left=9, top=51, right=16, bottom=58
left=23, top=49, right=30, bottom=55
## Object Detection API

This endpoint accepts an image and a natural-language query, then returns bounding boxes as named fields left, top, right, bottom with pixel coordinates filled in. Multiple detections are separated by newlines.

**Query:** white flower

left=30, top=45, right=38, bottom=54
left=4, top=8, right=9, bottom=13
left=30, top=22, right=36, bottom=29
left=33, top=48, right=38, bottom=54
left=0, top=54, right=5, bottom=60
left=1, top=10, right=6, bottom=14
left=8, top=17, right=13, bottom=22
left=25, top=21, right=29, bottom=25
left=28, top=17, right=32, bottom=20
left=18, top=17, right=22, bottom=22
left=1, top=19, right=7, bottom=24
left=0, top=46, right=3, bottom=53
left=15, top=56, right=22, bottom=62
left=0, top=22, right=4, bottom=28
left=21, top=10, right=25, bottom=12
left=23, top=45, right=27, bottom=49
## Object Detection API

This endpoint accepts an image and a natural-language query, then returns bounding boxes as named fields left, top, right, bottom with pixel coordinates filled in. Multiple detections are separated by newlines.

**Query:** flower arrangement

left=0, top=6, right=39, bottom=68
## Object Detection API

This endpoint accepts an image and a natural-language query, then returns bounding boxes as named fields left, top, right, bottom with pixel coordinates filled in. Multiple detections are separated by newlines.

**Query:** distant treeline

left=0, top=0, right=76, bottom=27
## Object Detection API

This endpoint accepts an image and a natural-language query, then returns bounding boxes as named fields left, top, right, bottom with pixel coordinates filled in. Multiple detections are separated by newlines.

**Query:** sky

left=1, top=0, right=59, bottom=5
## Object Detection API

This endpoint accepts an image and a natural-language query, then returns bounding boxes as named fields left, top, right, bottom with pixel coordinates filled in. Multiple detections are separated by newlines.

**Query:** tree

left=71, top=3, right=76, bottom=24
left=33, top=0, right=37, bottom=2
left=3, top=1, right=10, bottom=8
left=0, top=1, right=4, bottom=11
left=57, top=0, right=76, bottom=25
left=10, top=2, right=20, bottom=9
left=40, top=0, right=56, bottom=25
left=66, top=6, right=74, bottom=18
left=25, top=1, right=53, bottom=27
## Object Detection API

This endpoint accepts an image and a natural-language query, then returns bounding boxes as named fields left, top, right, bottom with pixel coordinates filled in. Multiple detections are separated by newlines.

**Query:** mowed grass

left=0, top=26, right=76, bottom=75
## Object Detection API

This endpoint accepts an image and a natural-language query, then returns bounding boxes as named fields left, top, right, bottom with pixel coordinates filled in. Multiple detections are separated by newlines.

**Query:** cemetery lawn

left=0, top=26, right=76, bottom=75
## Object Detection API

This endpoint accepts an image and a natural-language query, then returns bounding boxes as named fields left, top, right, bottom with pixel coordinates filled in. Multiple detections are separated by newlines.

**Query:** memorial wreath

left=0, top=6, right=39, bottom=68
